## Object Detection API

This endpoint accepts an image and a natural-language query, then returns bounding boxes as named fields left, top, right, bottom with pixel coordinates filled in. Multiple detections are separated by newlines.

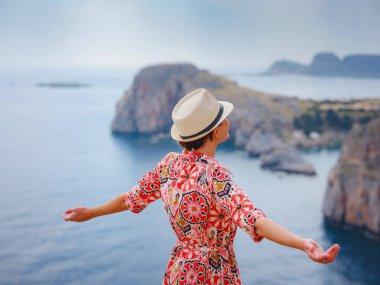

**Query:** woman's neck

left=193, top=140, right=218, bottom=158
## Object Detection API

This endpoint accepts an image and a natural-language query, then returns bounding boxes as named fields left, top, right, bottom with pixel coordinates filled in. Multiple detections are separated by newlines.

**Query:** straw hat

left=171, top=88, right=234, bottom=142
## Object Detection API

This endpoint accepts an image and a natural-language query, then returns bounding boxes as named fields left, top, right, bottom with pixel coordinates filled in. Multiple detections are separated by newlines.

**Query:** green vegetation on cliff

left=293, top=99, right=380, bottom=135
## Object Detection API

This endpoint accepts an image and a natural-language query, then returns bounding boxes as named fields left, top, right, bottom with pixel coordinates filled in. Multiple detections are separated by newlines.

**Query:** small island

left=265, top=52, right=380, bottom=78
left=36, top=82, right=91, bottom=88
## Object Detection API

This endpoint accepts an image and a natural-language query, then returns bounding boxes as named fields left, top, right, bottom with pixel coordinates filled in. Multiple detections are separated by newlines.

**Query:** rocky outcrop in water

left=323, top=118, right=380, bottom=239
left=36, top=82, right=91, bottom=88
left=266, top=52, right=380, bottom=78
left=112, top=63, right=315, bottom=175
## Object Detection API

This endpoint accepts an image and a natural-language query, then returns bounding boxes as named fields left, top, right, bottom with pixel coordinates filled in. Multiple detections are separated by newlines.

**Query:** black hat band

left=180, top=103, right=224, bottom=140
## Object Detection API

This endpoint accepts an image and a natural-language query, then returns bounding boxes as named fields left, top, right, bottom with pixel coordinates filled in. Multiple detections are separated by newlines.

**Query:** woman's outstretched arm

left=62, top=192, right=128, bottom=222
left=254, top=217, right=340, bottom=264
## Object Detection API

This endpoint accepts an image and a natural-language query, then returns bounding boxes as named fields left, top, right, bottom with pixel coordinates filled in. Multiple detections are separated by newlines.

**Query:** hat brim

left=171, top=101, right=234, bottom=142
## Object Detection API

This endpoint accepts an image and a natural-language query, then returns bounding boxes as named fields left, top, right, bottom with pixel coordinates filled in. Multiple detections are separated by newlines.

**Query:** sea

left=0, top=68, right=379, bottom=285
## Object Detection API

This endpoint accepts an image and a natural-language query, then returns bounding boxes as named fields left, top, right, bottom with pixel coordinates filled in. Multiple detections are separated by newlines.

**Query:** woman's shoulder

left=160, top=152, right=181, bottom=164
left=210, top=159, right=233, bottom=178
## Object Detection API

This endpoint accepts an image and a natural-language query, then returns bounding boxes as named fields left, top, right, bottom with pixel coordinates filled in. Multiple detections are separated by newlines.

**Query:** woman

left=63, top=88, right=340, bottom=284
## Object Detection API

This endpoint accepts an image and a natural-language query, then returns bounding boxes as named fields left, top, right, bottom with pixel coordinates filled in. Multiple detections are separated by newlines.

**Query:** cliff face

left=112, top=63, right=316, bottom=175
left=111, top=64, right=200, bottom=133
left=323, top=118, right=380, bottom=239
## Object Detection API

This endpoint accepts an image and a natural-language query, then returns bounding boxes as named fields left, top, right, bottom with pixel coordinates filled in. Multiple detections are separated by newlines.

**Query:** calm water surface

left=0, top=69, right=379, bottom=285
left=218, top=72, right=380, bottom=101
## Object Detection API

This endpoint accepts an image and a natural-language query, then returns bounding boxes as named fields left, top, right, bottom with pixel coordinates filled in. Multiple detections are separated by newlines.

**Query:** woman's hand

left=303, top=238, right=340, bottom=264
left=62, top=193, right=128, bottom=222
left=62, top=207, right=95, bottom=222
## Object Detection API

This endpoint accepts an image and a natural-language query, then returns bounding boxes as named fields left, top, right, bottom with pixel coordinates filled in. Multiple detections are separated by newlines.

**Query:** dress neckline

left=182, top=150, right=215, bottom=163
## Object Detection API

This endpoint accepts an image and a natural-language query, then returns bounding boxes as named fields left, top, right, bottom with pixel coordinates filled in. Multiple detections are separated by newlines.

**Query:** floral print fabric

left=124, top=150, right=266, bottom=284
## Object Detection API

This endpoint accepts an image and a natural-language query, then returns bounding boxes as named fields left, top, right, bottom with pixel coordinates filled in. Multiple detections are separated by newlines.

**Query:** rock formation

left=323, top=118, right=380, bottom=239
left=112, top=63, right=316, bottom=175
left=36, top=82, right=91, bottom=88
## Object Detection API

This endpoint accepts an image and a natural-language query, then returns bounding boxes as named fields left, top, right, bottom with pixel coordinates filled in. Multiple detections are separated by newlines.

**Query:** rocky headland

left=112, top=63, right=380, bottom=176
left=111, top=63, right=316, bottom=175
left=323, top=117, right=380, bottom=240
left=112, top=63, right=380, bottom=239
left=265, top=52, right=380, bottom=78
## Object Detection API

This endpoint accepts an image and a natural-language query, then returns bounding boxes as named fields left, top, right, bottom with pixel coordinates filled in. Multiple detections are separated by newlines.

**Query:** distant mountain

left=265, top=52, right=380, bottom=78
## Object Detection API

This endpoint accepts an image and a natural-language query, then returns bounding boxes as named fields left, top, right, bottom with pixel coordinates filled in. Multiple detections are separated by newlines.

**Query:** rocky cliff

left=323, top=118, right=380, bottom=239
left=112, top=63, right=316, bottom=175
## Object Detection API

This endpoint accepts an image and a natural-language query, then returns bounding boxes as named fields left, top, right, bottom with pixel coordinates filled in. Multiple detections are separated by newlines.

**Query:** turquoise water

left=0, top=69, right=379, bottom=285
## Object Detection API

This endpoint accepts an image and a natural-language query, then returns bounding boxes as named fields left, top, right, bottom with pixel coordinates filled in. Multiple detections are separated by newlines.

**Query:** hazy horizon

left=1, top=0, right=379, bottom=71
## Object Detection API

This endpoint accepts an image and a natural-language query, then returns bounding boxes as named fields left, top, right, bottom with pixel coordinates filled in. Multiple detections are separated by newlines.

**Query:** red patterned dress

left=124, top=150, right=266, bottom=285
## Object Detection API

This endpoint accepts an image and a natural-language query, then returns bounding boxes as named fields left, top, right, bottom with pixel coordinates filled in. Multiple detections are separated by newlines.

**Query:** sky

left=0, top=0, right=379, bottom=71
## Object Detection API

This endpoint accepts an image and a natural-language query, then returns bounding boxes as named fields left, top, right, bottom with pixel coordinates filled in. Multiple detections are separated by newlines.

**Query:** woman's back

left=125, top=150, right=266, bottom=284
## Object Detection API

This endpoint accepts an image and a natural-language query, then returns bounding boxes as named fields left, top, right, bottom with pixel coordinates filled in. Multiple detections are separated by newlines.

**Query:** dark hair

left=179, top=132, right=213, bottom=151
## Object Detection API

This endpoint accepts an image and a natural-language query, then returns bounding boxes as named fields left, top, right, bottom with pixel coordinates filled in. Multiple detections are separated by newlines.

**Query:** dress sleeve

left=124, top=153, right=172, bottom=214
left=211, top=165, right=266, bottom=243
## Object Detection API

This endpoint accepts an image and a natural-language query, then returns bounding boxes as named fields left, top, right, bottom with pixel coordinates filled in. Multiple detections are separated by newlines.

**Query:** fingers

left=65, top=208, right=79, bottom=214
left=326, top=244, right=340, bottom=254
left=62, top=207, right=90, bottom=222
left=304, top=239, right=341, bottom=264
left=62, top=212, right=75, bottom=221
left=304, top=240, right=325, bottom=260
left=62, top=214, right=70, bottom=221
left=315, top=253, right=330, bottom=263
left=63, top=207, right=82, bottom=221
left=324, top=244, right=340, bottom=263
left=313, top=244, right=341, bottom=264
